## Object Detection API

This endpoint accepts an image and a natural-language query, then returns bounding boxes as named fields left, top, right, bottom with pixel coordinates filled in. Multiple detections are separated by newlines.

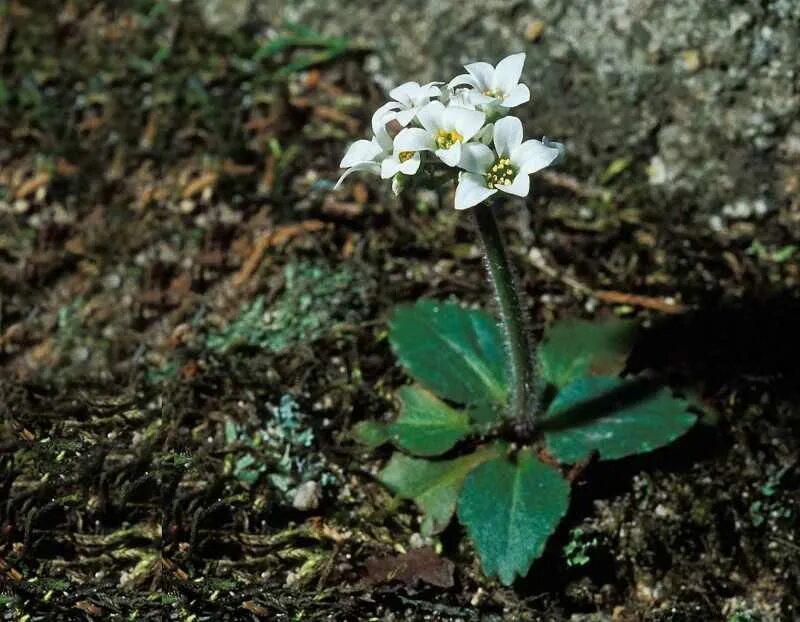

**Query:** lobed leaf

left=352, top=420, right=390, bottom=448
left=543, top=375, right=697, bottom=463
left=538, top=317, right=637, bottom=388
left=387, top=386, right=471, bottom=456
left=467, top=400, right=503, bottom=427
left=457, top=449, right=570, bottom=586
left=379, top=443, right=505, bottom=536
left=389, top=300, right=508, bottom=407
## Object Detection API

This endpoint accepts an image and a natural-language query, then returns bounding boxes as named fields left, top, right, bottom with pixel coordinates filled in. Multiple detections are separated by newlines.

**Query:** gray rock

left=263, top=0, right=800, bottom=214
left=291, top=480, right=322, bottom=511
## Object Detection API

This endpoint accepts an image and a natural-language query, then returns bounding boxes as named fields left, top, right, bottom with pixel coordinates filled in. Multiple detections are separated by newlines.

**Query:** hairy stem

left=473, top=203, right=536, bottom=429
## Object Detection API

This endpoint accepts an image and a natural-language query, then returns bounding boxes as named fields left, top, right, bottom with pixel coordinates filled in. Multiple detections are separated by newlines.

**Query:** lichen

left=225, top=394, right=337, bottom=502
left=207, top=259, right=369, bottom=353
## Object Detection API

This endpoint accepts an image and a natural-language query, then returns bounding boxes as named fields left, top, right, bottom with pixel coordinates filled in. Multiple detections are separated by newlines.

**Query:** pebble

left=291, top=481, right=321, bottom=511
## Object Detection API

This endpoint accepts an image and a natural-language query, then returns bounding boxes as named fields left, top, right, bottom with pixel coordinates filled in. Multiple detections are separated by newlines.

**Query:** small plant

left=339, top=53, right=697, bottom=585
left=563, top=528, right=598, bottom=568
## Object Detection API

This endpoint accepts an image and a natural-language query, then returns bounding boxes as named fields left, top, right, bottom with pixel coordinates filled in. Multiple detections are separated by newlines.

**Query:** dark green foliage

left=353, top=386, right=481, bottom=455
left=543, top=376, right=696, bottom=463
left=379, top=444, right=505, bottom=536
left=387, top=386, right=471, bottom=456
left=458, top=449, right=570, bottom=585
left=389, top=300, right=508, bottom=406
left=352, top=420, right=391, bottom=448
left=538, top=317, right=636, bottom=388
left=358, top=299, right=697, bottom=584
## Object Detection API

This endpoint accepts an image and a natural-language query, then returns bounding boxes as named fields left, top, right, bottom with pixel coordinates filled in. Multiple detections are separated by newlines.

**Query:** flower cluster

left=335, top=53, right=564, bottom=210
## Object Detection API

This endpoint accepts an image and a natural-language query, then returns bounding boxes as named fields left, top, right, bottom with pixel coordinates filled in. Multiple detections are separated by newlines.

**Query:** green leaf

left=387, top=386, right=471, bottom=456
left=467, top=400, right=503, bottom=426
left=389, top=300, right=507, bottom=406
left=352, top=387, right=474, bottom=455
left=458, top=449, right=570, bottom=586
left=379, top=443, right=505, bottom=536
left=543, top=376, right=697, bottom=463
left=352, top=420, right=390, bottom=448
left=538, top=317, right=637, bottom=388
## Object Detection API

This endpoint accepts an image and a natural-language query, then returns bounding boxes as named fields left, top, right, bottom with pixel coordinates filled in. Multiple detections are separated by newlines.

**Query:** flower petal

left=512, top=139, right=561, bottom=174
left=445, top=106, right=486, bottom=141
left=334, top=161, right=380, bottom=189
left=374, top=127, right=394, bottom=153
left=436, top=142, right=462, bottom=167
left=398, top=153, right=421, bottom=175
left=381, top=157, right=401, bottom=179
left=464, top=62, right=495, bottom=91
left=499, top=82, right=530, bottom=107
left=459, top=142, right=495, bottom=174
left=394, top=127, right=434, bottom=152
left=389, top=81, right=420, bottom=106
left=395, top=108, right=417, bottom=127
left=372, top=102, right=402, bottom=135
left=492, top=52, right=525, bottom=94
left=419, top=82, right=443, bottom=99
left=542, top=137, right=566, bottom=164
left=417, top=100, right=445, bottom=132
left=496, top=171, right=530, bottom=197
left=447, top=88, right=480, bottom=109
left=340, top=139, right=382, bottom=167
left=455, top=173, right=496, bottom=210
left=493, top=116, right=523, bottom=157
left=468, top=92, right=496, bottom=105
left=448, top=73, right=480, bottom=90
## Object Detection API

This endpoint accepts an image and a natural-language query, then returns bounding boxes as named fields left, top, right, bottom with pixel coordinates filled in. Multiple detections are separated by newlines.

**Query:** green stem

left=473, top=203, right=536, bottom=429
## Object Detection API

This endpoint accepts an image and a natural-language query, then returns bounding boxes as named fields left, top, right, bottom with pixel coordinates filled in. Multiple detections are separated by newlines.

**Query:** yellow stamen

left=485, top=157, right=516, bottom=189
left=398, top=151, right=414, bottom=163
left=435, top=129, right=463, bottom=149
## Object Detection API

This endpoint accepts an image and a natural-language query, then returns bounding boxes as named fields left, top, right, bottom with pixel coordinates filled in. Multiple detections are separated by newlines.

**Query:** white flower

left=380, top=130, right=422, bottom=179
left=454, top=116, right=561, bottom=210
left=541, top=137, right=566, bottom=165
left=448, top=52, right=530, bottom=109
left=334, top=107, right=395, bottom=188
left=393, top=101, right=486, bottom=167
left=440, top=87, right=478, bottom=110
left=377, top=81, right=442, bottom=127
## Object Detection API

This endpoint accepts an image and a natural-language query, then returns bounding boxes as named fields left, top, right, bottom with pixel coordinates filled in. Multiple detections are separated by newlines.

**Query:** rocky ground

left=0, top=2, right=798, bottom=620
left=267, top=0, right=800, bottom=215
